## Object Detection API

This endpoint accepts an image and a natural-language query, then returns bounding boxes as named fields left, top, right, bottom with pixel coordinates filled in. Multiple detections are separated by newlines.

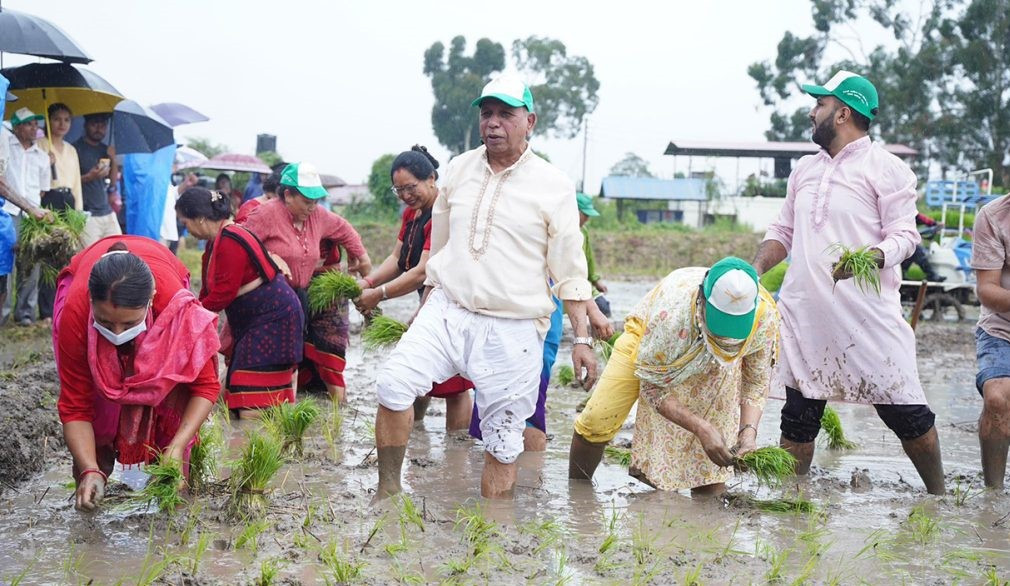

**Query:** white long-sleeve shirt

left=425, top=145, right=592, bottom=333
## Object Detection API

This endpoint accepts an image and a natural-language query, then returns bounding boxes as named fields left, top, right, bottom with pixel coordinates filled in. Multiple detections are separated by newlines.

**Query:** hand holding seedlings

left=828, top=244, right=884, bottom=295
left=697, top=423, right=735, bottom=467
left=75, top=469, right=106, bottom=512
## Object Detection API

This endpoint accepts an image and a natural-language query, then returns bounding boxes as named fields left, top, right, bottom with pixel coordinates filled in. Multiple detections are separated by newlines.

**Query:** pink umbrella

left=195, top=152, right=271, bottom=174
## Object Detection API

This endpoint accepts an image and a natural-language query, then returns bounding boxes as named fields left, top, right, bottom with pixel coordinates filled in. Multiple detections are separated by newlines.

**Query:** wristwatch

left=573, top=336, right=594, bottom=347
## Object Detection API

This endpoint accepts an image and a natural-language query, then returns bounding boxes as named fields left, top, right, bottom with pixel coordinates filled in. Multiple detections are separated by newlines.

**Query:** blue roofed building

left=599, top=176, right=709, bottom=227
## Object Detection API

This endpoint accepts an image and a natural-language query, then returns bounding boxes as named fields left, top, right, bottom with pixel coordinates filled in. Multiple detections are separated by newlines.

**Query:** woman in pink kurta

left=242, top=187, right=371, bottom=403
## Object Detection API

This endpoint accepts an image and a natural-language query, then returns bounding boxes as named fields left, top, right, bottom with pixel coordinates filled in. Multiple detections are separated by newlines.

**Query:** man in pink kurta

left=753, top=71, right=944, bottom=495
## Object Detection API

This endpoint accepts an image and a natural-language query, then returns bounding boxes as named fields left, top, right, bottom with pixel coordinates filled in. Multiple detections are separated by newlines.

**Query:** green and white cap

left=802, top=70, right=879, bottom=120
left=11, top=107, right=43, bottom=126
left=703, top=257, right=759, bottom=339
left=280, top=162, right=328, bottom=200
left=471, top=74, right=535, bottom=113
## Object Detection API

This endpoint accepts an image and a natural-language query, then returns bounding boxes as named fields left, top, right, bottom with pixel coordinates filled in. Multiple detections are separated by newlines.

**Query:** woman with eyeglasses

left=243, top=162, right=372, bottom=404
left=354, top=146, right=474, bottom=431
left=177, top=187, right=304, bottom=419
left=54, top=236, right=221, bottom=511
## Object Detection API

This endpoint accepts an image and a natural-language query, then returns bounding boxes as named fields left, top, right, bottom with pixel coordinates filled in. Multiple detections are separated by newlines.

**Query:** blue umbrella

left=112, top=99, right=174, bottom=155
left=149, top=102, right=208, bottom=127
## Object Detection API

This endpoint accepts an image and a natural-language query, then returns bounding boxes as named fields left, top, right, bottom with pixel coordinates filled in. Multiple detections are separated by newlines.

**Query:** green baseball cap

left=280, top=162, right=328, bottom=200
left=576, top=192, right=599, bottom=217
left=702, top=257, right=759, bottom=339
left=471, top=74, right=535, bottom=113
left=802, top=70, right=879, bottom=120
left=11, top=107, right=43, bottom=126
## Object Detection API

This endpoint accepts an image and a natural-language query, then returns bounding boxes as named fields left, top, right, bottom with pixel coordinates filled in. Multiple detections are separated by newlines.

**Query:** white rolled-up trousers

left=375, top=288, right=543, bottom=463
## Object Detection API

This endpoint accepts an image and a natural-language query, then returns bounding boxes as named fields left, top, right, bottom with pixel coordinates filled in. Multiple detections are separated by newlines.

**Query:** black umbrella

left=112, top=99, right=174, bottom=155
left=1, top=62, right=122, bottom=120
left=0, top=8, right=92, bottom=64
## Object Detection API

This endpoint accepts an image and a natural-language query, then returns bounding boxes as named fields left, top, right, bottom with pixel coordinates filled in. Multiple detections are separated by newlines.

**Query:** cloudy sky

left=5, top=0, right=838, bottom=191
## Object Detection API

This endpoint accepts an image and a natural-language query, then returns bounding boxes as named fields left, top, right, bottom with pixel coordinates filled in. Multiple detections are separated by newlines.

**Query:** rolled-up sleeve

left=547, top=194, right=592, bottom=301
left=873, top=161, right=921, bottom=268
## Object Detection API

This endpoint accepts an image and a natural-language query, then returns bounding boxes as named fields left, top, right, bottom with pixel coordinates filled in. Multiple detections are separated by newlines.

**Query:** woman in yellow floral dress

left=569, top=257, right=779, bottom=495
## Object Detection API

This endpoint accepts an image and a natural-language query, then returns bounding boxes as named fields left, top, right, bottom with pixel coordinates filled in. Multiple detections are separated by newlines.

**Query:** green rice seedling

left=554, top=548, right=573, bottom=586
left=189, top=417, right=225, bottom=491
left=307, top=270, right=362, bottom=314
left=952, top=476, right=983, bottom=506
left=555, top=364, right=575, bottom=386
left=17, top=209, right=87, bottom=286
left=520, top=517, right=564, bottom=555
left=178, top=504, right=202, bottom=546
left=984, top=565, right=1008, bottom=586
left=360, top=513, right=390, bottom=553
left=758, top=542, right=791, bottom=583
left=362, top=315, right=408, bottom=351
left=228, top=430, right=285, bottom=517
left=6, top=557, right=38, bottom=586
left=735, top=446, right=797, bottom=487
left=750, top=496, right=817, bottom=514
left=188, top=531, right=211, bottom=574
left=261, top=399, right=321, bottom=455
left=455, top=502, right=498, bottom=555
left=235, top=518, right=271, bottom=553
left=904, top=505, right=940, bottom=545
left=819, top=406, right=857, bottom=450
left=631, top=513, right=655, bottom=567
left=395, top=493, right=425, bottom=533
left=596, top=338, right=615, bottom=362
left=258, top=557, right=282, bottom=586
left=134, top=455, right=185, bottom=513
left=320, top=541, right=365, bottom=585
left=599, top=506, right=621, bottom=554
left=604, top=445, right=632, bottom=467
left=681, top=563, right=703, bottom=586
left=827, top=243, right=881, bottom=295
left=322, top=399, right=344, bottom=460
left=854, top=528, right=899, bottom=563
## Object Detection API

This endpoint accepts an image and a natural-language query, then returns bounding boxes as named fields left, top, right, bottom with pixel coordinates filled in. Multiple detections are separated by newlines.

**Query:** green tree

left=423, top=35, right=600, bottom=154
left=257, top=150, right=284, bottom=169
left=609, top=152, right=654, bottom=177
left=747, top=0, right=952, bottom=176
left=512, top=36, right=600, bottom=139
left=936, top=0, right=1010, bottom=184
left=185, top=137, right=229, bottom=158
left=367, top=153, right=398, bottom=213
left=423, top=36, right=506, bottom=154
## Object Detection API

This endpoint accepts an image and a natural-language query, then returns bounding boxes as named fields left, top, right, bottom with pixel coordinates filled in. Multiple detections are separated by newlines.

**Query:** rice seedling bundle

left=134, top=455, right=185, bottom=513
left=751, top=496, right=817, bottom=514
left=820, top=406, right=857, bottom=450
left=17, top=209, right=87, bottom=285
left=734, top=446, right=797, bottom=487
left=307, top=270, right=362, bottom=314
left=555, top=364, right=575, bottom=386
left=827, top=243, right=881, bottom=295
left=604, top=445, right=631, bottom=467
left=228, top=430, right=285, bottom=517
left=188, top=417, right=224, bottom=491
left=261, top=399, right=321, bottom=455
left=361, top=315, right=408, bottom=350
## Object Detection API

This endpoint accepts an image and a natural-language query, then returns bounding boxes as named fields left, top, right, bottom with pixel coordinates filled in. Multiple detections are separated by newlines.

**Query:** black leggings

left=780, top=387, right=935, bottom=442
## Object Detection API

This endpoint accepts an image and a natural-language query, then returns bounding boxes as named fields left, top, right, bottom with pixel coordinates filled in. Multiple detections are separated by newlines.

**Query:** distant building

left=327, top=183, right=369, bottom=207
left=599, top=176, right=709, bottom=228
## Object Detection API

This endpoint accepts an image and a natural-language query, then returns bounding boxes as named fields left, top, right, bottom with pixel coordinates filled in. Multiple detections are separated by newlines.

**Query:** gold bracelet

left=738, top=423, right=757, bottom=437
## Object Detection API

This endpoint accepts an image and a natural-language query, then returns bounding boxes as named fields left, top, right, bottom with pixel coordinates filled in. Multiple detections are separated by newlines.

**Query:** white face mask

left=93, top=317, right=147, bottom=346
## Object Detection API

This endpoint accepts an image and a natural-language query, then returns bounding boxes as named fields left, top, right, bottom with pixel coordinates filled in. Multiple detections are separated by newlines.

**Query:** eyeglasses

left=390, top=182, right=420, bottom=196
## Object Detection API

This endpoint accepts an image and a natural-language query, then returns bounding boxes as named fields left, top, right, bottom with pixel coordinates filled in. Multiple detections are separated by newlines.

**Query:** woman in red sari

left=54, top=236, right=220, bottom=511
left=177, top=187, right=304, bottom=418
left=354, top=146, right=473, bottom=431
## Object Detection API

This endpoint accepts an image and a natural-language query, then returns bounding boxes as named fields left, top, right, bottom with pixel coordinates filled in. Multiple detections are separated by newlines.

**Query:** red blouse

left=199, top=224, right=276, bottom=312
left=56, top=236, right=220, bottom=424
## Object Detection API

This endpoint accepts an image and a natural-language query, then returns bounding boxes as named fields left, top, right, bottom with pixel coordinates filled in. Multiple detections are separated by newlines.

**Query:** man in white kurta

left=753, top=71, right=944, bottom=495
left=373, top=75, right=611, bottom=500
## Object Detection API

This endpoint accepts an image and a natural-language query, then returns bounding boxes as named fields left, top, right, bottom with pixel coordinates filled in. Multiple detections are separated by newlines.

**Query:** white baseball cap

left=471, top=74, right=535, bottom=113
left=703, top=257, right=759, bottom=339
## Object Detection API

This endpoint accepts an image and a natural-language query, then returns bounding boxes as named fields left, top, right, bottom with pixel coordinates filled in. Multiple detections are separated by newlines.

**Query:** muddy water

left=1, top=281, right=1009, bottom=584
